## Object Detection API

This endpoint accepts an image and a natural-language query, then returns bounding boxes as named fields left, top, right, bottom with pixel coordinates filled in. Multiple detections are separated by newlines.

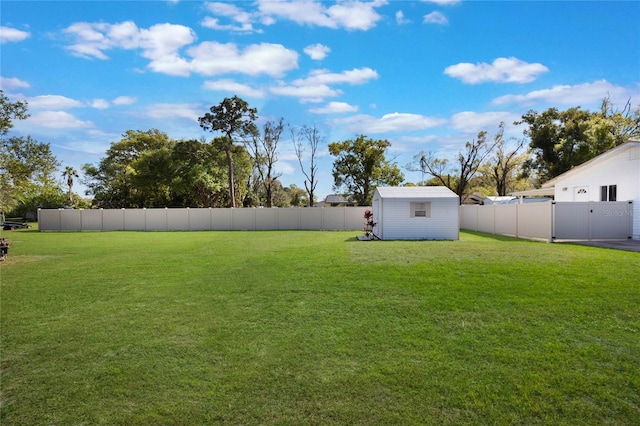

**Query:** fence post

left=551, top=201, right=556, bottom=241
left=515, top=203, right=519, bottom=239
left=629, top=201, right=634, bottom=239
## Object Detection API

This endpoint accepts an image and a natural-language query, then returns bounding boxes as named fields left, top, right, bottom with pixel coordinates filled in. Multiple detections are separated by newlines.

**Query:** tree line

left=1, top=90, right=639, bottom=217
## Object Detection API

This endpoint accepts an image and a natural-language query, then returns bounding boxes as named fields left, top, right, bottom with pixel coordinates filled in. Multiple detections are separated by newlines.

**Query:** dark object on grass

left=0, top=238, right=10, bottom=261
left=2, top=221, right=29, bottom=230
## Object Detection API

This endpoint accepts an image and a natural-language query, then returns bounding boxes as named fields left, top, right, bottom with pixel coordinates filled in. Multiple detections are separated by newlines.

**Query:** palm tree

left=62, top=166, right=79, bottom=205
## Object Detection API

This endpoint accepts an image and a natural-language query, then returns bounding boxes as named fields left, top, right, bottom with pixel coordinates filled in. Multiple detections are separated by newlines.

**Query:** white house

left=513, top=140, right=639, bottom=239
left=372, top=186, right=459, bottom=240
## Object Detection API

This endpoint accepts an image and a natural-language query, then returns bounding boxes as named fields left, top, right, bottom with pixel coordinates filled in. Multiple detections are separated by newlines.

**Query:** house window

left=600, top=185, right=617, bottom=202
left=410, top=202, right=431, bottom=218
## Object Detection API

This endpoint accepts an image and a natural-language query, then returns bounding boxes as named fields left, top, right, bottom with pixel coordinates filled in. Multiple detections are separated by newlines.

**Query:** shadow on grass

left=345, top=230, right=550, bottom=245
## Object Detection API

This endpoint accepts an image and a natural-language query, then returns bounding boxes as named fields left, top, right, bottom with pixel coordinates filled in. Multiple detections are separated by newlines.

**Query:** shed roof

left=375, top=186, right=458, bottom=199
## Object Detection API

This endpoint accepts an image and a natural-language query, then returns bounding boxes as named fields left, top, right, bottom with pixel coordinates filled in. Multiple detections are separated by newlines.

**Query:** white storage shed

left=372, top=186, right=460, bottom=240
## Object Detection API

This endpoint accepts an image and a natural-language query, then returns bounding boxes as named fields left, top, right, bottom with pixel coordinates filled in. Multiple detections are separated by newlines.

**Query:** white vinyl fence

left=460, top=201, right=634, bottom=242
left=38, top=207, right=369, bottom=232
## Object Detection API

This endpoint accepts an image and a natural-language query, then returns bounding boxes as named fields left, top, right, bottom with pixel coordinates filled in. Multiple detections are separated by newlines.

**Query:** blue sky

left=2, top=0, right=639, bottom=200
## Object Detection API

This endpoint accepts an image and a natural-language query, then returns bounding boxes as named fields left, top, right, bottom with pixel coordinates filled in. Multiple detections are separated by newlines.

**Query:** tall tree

left=284, top=184, right=308, bottom=207
left=1, top=89, right=29, bottom=135
left=0, top=136, right=61, bottom=214
left=171, top=138, right=223, bottom=207
left=292, top=124, right=321, bottom=207
left=246, top=118, right=284, bottom=207
left=517, top=100, right=640, bottom=183
left=62, top=166, right=79, bottom=204
left=517, top=107, right=593, bottom=181
left=487, top=123, right=527, bottom=196
left=413, top=130, right=499, bottom=203
left=82, top=129, right=173, bottom=208
left=329, top=135, right=404, bottom=206
left=130, top=146, right=175, bottom=207
left=198, top=96, right=258, bottom=207
left=587, top=97, right=640, bottom=152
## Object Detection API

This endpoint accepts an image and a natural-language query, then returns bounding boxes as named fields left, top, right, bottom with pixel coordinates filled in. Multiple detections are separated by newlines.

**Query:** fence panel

left=460, top=201, right=630, bottom=242
left=553, top=202, right=590, bottom=240
left=103, top=209, right=124, bottom=230
left=589, top=202, right=633, bottom=239
left=81, top=209, right=103, bottom=231
left=277, top=208, right=300, bottom=230
left=459, top=205, right=478, bottom=231
left=37, top=207, right=369, bottom=232
left=167, top=208, right=189, bottom=231
left=494, top=205, right=517, bottom=236
left=517, top=203, right=552, bottom=241
left=345, top=208, right=367, bottom=230
left=255, top=208, right=278, bottom=230
left=476, top=205, right=496, bottom=234
left=187, top=208, right=211, bottom=231
left=60, top=209, right=81, bottom=231
left=123, top=209, right=145, bottom=231
left=232, top=209, right=256, bottom=230
left=554, top=202, right=632, bottom=240
left=38, top=209, right=61, bottom=231
left=300, top=208, right=323, bottom=230
left=145, top=209, right=167, bottom=230
left=211, top=209, right=233, bottom=230
left=323, top=208, right=347, bottom=230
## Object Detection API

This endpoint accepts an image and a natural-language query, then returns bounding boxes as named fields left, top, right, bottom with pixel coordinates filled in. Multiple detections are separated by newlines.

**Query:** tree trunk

left=226, top=146, right=236, bottom=208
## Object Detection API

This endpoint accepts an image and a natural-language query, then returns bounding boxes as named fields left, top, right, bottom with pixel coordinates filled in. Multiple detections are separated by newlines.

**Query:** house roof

left=324, top=194, right=349, bottom=204
left=542, top=139, right=640, bottom=188
left=375, top=186, right=458, bottom=199
left=509, top=187, right=556, bottom=197
left=483, top=196, right=517, bottom=205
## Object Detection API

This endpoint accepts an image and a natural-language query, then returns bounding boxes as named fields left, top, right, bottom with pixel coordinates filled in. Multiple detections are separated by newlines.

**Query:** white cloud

left=256, top=0, right=387, bottom=31
left=308, top=101, right=358, bottom=114
left=450, top=111, right=520, bottom=134
left=62, top=21, right=196, bottom=76
left=332, top=112, right=446, bottom=134
left=295, top=67, right=379, bottom=86
left=188, top=42, right=299, bottom=77
left=270, top=83, right=341, bottom=103
left=90, top=99, right=110, bottom=109
left=422, top=0, right=460, bottom=5
left=304, top=43, right=331, bottom=60
left=0, top=76, right=30, bottom=90
left=201, top=17, right=256, bottom=33
left=26, top=95, right=84, bottom=109
left=445, top=57, right=549, bottom=84
left=146, top=103, right=201, bottom=122
left=0, top=26, right=31, bottom=43
left=137, top=23, right=196, bottom=76
left=397, top=135, right=439, bottom=145
left=395, top=11, right=410, bottom=25
left=201, top=1, right=387, bottom=33
left=268, top=67, right=378, bottom=103
left=202, top=2, right=258, bottom=33
left=112, top=96, right=137, bottom=105
left=203, top=79, right=266, bottom=98
left=492, top=80, right=636, bottom=107
left=63, top=22, right=119, bottom=59
left=424, top=12, right=448, bottom=25
left=275, top=160, right=296, bottom=176
left=29, top=111, right=94, bottom=129
left=62, top=21, right=300, bottom=78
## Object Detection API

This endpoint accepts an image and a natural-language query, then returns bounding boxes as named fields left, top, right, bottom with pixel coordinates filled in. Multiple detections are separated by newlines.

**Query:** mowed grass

left=1, top=228, right=639, bottom=425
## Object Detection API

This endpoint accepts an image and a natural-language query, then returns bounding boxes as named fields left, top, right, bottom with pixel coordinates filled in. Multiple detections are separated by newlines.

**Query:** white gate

left=553, top=201, right=633, bottom=240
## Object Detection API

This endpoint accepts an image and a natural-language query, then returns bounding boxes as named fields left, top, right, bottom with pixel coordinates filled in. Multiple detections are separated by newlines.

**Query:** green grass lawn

left=1, top=228, right=639, bottom=425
